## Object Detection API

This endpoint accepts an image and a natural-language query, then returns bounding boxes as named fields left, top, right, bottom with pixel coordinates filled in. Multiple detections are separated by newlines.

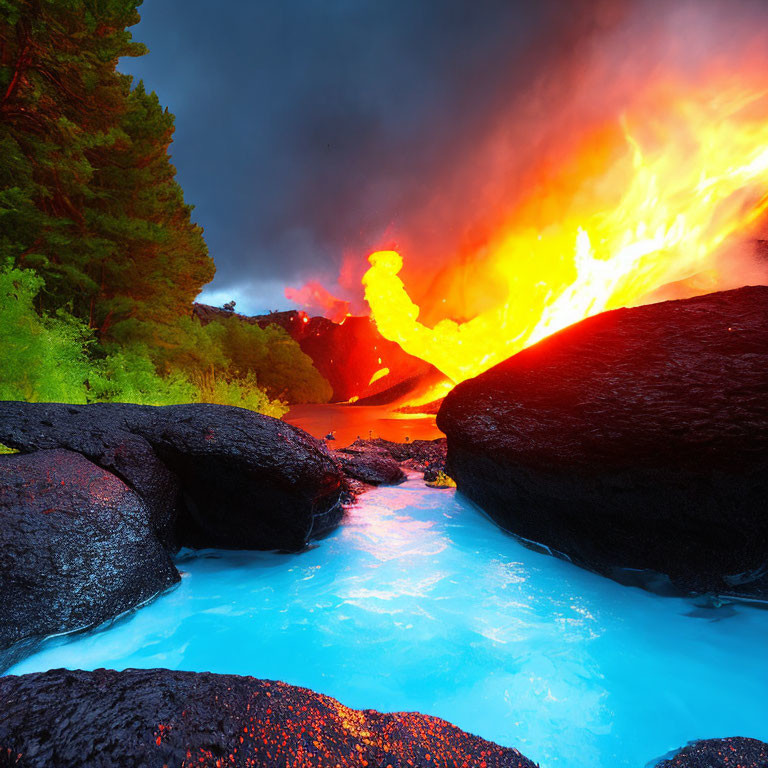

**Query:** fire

left=368, top=367, right=390, bottom=386
left=363, top=79, right=768, bottom=384
left=285, top=282, right=350, bottom=324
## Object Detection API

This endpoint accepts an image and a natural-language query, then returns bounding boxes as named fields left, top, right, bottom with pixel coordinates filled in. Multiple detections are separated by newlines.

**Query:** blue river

left=8, top=475, right=768, bottom=767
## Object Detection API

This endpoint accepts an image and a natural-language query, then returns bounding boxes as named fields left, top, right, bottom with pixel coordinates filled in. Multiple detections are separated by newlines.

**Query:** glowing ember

left=368, top=367, right=390, bottom=386
left=363, top=80, right=768, bottom=384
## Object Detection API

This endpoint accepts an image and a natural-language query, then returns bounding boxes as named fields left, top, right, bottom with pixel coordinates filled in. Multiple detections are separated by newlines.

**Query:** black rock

left=654, top=737, right=768, bottom=767
left=0, top=450, right=179, bottom=671
left=346, top=437, right=448, bottom=481
left=334, top=446, right=407, bottom=485
left=129, top=403, right=345, bottom=550
left=437, top=286, right=768, bottom=598
left=0, top=402, right=344, bottom=552
left=0, top=403, right=181, bottom=550
left=0, top=668, right=538, bottom=768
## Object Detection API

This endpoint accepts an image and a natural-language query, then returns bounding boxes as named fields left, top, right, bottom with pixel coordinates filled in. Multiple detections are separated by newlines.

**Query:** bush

left=0, top=263, right=286, bottom=418
left=89, top=346, right=198, bottom=406
left=146, top=314, right=332, bottom=406
left=0, top=263, right=93, bottom=403
left=199, top=372, right=288, bottom=419
left=211, top=316, right=332, bottom=404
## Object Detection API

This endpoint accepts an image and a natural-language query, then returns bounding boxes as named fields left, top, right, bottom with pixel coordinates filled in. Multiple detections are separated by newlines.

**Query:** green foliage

left=0, top=263, right=289, bottom=415
left=0, top=0, right=213, bottom=332
left=209, top=316, right=332, bottom=404
left=126, top=314, right=332, bottom=406
left=425, top=471, right=457, bottom=489
left=0, top=262, right=93, bottom=403
left=0, top=3, right=328, bottom=414
left=200, top=372, right=288, bottom=419
left=88, top=82, right=215, bottom=339
left=87, top=345, right=198, bottom=406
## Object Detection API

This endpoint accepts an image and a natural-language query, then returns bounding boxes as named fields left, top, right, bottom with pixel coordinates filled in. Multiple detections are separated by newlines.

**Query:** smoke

left=122, top=0, right=768, bottom=314
left=360, top=0, right=768, bottom=323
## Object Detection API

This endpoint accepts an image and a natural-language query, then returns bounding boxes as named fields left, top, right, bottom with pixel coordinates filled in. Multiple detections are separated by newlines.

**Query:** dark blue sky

left=121, top=1, right=765, bottom=315
left=119, top=1, right=601, bottom=313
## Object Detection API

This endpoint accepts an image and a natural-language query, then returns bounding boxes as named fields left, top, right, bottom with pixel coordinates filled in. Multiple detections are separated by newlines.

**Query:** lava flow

left=363, top=78, right=768, bottom=385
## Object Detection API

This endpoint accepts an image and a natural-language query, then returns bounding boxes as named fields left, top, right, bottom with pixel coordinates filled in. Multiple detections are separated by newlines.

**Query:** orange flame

left=368, top=367, right=390, bottom=386
left=285, top=281, right=351, bottom=324
left=363, top=79, right=768, bottom=383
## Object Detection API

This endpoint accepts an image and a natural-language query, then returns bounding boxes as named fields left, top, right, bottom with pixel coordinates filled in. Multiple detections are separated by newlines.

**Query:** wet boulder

left=437, top=286, right=768, bottom=598
left=0, top=668, right=538, bottom=768
left=131, top=404, right=345, bottom=550
left=0, top=402, right=345, bottom=552
left=346, top=437, right=448, bottom=481
left=0, top=402, right=181, bottom=551
left=654, top=737, right=768, bottom=767
left=334, top=445, right=407, bottom=485
left=0, top=450, right=179, bottom=671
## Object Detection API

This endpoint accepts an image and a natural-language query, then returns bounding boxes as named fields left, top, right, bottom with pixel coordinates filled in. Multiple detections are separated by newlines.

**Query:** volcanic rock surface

left=0, top=402, right=344, bottom=552
left=334, top=445, right=407, bottom=486
left=0, top=403, right=181, bottom=550
left=346, top=437, right=448, bottom=482
left=0, top=668, right=538, bottom=768
left=654, top=738, right=768, bottom=768
left=0, top=450, right=179, bottom=671
left=437, top=286, right=768, bottom=598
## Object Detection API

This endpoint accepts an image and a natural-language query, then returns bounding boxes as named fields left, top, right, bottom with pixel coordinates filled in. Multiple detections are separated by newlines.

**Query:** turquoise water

left=8, top=475, right=768, bottom=767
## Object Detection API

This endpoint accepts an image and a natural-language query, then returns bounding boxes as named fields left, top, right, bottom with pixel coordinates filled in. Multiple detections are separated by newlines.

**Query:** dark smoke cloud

left=121, top=0, right=768, bottom=314
left=120, top=0, right=625, bottom=312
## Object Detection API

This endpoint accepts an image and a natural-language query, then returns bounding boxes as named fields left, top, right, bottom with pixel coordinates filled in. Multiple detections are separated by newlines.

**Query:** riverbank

left=6, top=474, right=768, bottom=766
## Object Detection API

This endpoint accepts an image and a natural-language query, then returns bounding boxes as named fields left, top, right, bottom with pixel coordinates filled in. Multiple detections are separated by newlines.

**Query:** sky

left=120, top=0, right=768, bottom=316
left=119, top=0, right=611, bottom=314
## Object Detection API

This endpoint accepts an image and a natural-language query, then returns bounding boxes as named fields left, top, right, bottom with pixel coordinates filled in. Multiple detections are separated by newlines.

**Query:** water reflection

left=284, top=403, right=443, bottom=447
left=342, top=491, right=448, bottom=562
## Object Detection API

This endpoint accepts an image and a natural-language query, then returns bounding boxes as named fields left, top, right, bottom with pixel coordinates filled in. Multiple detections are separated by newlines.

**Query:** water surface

left=284, top=403, right=442, bottom=447
left=9, top=476, right=768, bottom=767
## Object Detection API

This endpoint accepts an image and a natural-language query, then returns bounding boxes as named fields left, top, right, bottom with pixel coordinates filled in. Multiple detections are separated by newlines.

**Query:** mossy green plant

left=426, top=471, right=457, bottom=489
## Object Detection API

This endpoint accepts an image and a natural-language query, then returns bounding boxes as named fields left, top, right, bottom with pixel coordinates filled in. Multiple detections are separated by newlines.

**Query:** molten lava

left=362, top=80, right=768, bottom=384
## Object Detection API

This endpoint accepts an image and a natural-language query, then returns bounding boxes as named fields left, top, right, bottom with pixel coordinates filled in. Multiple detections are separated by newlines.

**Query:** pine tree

left=0, top=2, right=330, bottom=409
left=0, top=0, right=214, bottom=332
left=88, top=80, right=214, bottom=342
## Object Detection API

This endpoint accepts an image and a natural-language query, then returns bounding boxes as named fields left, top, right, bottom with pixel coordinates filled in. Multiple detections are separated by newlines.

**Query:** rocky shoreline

left=2, top=286, right=767, bottom=765
left=0, top=449, right=180, bottom=671
left=0, top=668, right=765, bottom=768
left=333, top=436, right=448, bottom=495
left=0, top=668, right=536, bottom=768
left=0, top=401, right=445, bottom=672
left=0, top=402, right=346, bottom=552
left=0, top=402, right=349, bottom=672
left=654, top=738, right=768, bottom=768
